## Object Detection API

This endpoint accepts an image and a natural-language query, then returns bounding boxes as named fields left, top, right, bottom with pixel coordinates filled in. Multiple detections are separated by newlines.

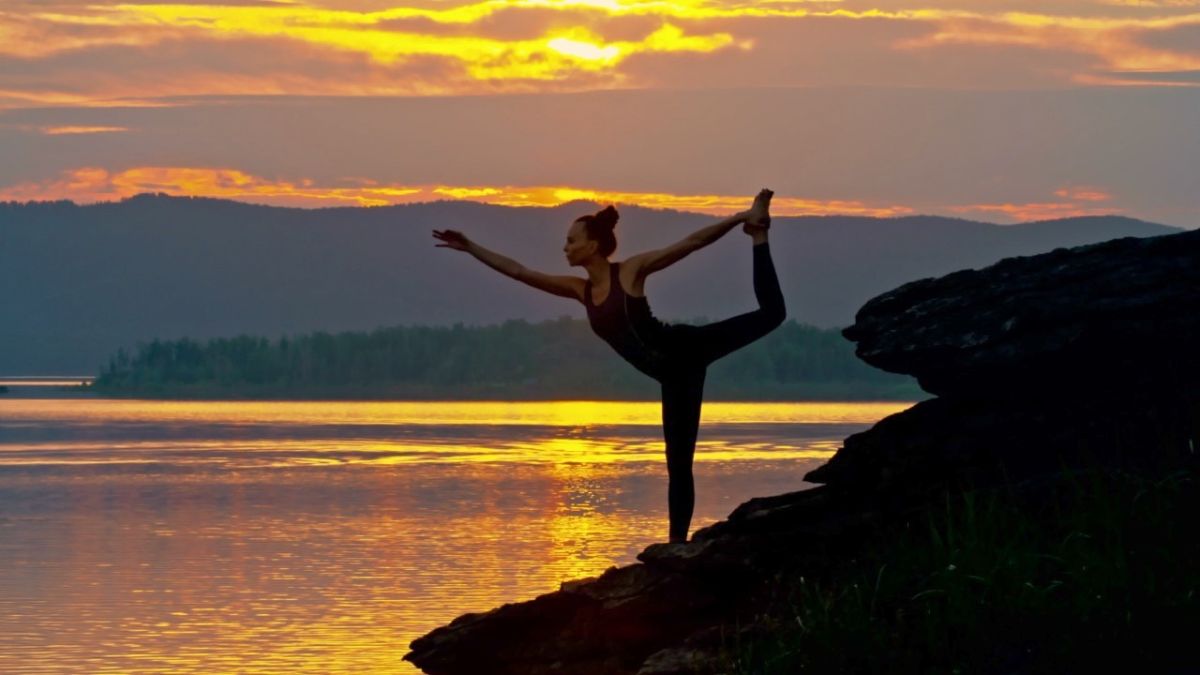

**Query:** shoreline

left=60, top=385, right=925, bottom=403
left=3, top=392, right=925, bottom=404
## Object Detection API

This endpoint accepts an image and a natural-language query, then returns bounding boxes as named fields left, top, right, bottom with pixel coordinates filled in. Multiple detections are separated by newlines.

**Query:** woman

left=432, top=189, right=785, bottom=543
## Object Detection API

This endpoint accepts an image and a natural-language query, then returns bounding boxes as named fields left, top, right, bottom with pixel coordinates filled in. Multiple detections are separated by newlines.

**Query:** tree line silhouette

left=94, top=318, right=920, bottom=400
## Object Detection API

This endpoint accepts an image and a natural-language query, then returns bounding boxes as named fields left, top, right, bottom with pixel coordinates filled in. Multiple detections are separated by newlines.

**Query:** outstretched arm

left=433, top=229, right=583, bottom=301
left=626, top=188, right=772, bottom=279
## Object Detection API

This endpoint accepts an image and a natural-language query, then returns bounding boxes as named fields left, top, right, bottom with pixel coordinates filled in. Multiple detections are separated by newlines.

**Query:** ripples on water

left=0, top=399, right=909, bottom=673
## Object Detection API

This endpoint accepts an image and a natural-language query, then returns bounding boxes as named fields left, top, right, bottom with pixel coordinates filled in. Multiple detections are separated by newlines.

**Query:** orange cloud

left=0, top=167, right=423, bottom=206
left=1073, top=71, right=1200, bottom=86
left=0, top=166, right=914, bottom=217
left=40, top=125, right=129, bottom=135
left=1100, top=0, right=1200, bottom=6
left=951, top=202, right=1119, bottom=221
left=897, top=11, right=1200, bottom=82
left=0, top=87, right=180, bottom=110
left=0, top=8, right=194, bottom=58
left=947, top=187, right=1120, bottom=222
left=1053, top=185, right=1112, bottom=202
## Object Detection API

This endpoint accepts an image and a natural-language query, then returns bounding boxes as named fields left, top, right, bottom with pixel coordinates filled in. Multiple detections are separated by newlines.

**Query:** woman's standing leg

left=661, top=368, right=706, bottom=543
left=693, top=241, right=786, bottom=365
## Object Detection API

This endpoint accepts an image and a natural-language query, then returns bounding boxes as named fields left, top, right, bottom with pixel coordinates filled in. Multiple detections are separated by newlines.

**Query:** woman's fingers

left=432, top=229, right=467, bottom=249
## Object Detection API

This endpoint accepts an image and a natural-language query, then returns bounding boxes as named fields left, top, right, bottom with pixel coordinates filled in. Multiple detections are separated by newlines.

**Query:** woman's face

left=563, top=220, right=597, bottom=266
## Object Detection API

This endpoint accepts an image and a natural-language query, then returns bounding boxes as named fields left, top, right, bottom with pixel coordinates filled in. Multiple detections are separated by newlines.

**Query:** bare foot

left=744, top=188, right=773, bottom=236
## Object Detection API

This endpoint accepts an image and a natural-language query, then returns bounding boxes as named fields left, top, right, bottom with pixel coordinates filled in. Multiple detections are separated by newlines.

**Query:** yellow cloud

left=104, top=0, right=824, bottom=29
left=4, top=5, right=739, bottom=84
left=4, top=2, right=968, bottom=65
left=4, top=1, right=1199, bottom=104
left=0, top=165, right=914, bottom=217
left=433, top=186, right=504, bottom=198
left=547, top=186, right=915, bottom=216
left=548, top=36, right=622, bottom=62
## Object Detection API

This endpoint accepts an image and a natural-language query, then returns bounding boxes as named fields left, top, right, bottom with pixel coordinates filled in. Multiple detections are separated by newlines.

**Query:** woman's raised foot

left=743, top=188, right=773, bottom=235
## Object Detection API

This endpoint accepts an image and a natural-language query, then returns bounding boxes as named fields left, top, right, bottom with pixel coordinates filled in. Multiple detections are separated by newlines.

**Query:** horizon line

left=0, top=191, right=1151, bottom=228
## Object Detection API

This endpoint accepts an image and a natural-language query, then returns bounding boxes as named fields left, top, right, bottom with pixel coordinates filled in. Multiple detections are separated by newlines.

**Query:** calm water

left=0, top=399, right=909, bottom=673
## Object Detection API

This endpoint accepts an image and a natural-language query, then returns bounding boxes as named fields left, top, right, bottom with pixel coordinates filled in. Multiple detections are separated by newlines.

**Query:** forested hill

left=92, top=319, right=923, bottom=401
left=2, top=194, right=1182, bottom=373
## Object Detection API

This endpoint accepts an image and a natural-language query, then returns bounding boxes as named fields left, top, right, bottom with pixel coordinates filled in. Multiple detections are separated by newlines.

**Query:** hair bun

left=595, top=205, right=619, bottom=230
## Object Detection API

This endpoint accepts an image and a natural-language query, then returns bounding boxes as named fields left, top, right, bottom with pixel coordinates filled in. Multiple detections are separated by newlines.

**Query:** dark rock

left=636, top=644, right=723, bottom=675
left=405, top=553, right=741, bottom=674
left=636, top=624, right=752, bottom=675
left=804, top=386, right=1199, bottom=492
left=844, top=229, right=1200, bottom=397
left=810, top=228, right=1200, bottom=492
left=405, top=484, right=901, bottom=674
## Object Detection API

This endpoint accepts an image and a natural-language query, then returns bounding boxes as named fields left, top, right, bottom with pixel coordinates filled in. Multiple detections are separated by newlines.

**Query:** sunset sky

left=1, top=0, right=1197, bottom=225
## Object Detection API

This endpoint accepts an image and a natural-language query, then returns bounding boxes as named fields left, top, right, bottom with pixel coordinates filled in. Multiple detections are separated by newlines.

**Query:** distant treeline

left=93, top=318, right=922, bottom=400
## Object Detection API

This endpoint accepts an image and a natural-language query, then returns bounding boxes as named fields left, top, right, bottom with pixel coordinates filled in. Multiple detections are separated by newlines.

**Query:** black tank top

left=584, top=262, right=670, bottom=379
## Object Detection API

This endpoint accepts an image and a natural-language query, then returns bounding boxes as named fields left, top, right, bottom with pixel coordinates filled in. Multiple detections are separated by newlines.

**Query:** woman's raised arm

left=625, top=188, right=772, bottom=280
left=433, top=229, right=584, bottom=301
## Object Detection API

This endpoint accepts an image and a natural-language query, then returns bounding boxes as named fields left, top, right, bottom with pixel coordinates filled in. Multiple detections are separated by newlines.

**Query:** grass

left=720, top=466, right=1199, bottom=674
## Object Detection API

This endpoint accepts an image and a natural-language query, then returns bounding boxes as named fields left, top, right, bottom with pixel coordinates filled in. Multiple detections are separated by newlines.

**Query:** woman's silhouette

left=433, top=189, right=785, bottom=543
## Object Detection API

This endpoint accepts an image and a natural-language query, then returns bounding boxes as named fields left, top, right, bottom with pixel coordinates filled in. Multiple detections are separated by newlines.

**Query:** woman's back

left=583, top=261, right=670, bottom=380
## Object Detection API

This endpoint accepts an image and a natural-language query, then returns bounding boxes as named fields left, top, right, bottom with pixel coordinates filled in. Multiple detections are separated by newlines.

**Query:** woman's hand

left=433, top=229, right=472, bottom=252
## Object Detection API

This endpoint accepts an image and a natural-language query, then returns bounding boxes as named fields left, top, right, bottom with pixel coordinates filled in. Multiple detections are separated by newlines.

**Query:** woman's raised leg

left=661, top=368, right=706, bottom=542
left=693, top=240, right=786, bottom=366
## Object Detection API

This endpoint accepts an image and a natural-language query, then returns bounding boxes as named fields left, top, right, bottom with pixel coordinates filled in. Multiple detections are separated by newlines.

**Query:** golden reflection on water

left=0, top=398, right=911, bottom=673
left=1, top=398, right=908, bottom=426
left=0, top=437, right=844, bottom=466
left=0, top=399, right=908, bottom=466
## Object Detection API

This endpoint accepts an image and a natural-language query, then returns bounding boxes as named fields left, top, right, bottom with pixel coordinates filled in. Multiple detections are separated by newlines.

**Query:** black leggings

left=659, top=242, right=786, bottom=541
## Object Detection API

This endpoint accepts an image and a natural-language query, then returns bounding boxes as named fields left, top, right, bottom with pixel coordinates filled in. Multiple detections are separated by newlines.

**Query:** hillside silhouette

left=1, top=194, right=1180, bottom=373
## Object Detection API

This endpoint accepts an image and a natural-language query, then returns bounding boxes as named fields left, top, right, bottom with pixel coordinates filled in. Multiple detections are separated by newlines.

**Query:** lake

left=0, top=398, right=911, bottom=673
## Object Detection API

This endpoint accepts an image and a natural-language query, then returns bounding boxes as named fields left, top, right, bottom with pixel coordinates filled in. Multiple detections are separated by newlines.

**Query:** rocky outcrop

left=404, top=229, right=1200, bottom=674
left=806, top=229, right=1200, bottom=493
left=840, top=229, right=1200, bottom=398
left=406, top=486, right=899, bottom=675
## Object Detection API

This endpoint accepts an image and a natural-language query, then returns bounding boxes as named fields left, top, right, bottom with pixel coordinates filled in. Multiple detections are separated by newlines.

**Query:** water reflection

left=0, top=399, right=903, bottom=467
left=0, top=399, right=909, bottom=673
left=1, top=398, right=905, bottom=426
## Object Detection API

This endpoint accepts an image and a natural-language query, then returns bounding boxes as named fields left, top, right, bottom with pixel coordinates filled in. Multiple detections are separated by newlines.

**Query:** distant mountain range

left=1, top=194, right=1184, bottom=374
